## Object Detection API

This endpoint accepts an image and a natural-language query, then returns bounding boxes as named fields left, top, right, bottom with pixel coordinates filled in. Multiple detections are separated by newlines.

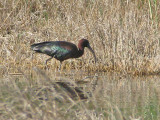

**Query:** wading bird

left=31, top=39, right=96, bottom=70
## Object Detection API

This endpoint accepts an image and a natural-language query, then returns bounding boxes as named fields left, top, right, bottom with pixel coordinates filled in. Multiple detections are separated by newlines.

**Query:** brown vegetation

left=0, top=0, right=159, bottom=75
left=0, top=0, right=160, bottom=119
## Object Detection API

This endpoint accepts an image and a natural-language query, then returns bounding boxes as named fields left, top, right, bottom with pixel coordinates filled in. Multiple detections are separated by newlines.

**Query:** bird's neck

left=74, top=42, right=84, bottom=58
left=74, top=48, right=84, bottom=58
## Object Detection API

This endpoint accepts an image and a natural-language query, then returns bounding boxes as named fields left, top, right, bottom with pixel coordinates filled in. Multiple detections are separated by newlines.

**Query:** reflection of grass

left=143, top=95, right=159, bottom=120
left=0, top=0, right=159, bottom=75
left=0, top=70, right=160, bottom=119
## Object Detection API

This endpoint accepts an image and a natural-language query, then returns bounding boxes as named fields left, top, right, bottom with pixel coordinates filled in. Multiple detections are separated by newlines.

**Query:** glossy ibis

left=31, top=39, right=96, bottom=70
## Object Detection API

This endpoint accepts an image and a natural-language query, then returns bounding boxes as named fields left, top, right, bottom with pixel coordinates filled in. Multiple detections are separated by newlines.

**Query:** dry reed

left=0, top=0, right=160, bottom=119
left=0, top=0, right=159, bottom=75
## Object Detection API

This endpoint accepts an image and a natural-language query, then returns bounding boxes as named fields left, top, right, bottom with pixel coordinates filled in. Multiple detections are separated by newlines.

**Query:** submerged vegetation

left=0, top=0, right=160, bottom=119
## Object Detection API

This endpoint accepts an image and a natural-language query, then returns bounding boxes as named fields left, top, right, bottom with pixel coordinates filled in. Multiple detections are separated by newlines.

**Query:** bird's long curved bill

left=87, top=45, right=97, bottom=63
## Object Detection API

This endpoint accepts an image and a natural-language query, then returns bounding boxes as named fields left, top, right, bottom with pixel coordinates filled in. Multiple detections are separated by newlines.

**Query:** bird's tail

left=31, top=43, right=44, bottom=52
left=31, top=44, right=39, bottom=51
left=31, top=42, right=52, bottom=54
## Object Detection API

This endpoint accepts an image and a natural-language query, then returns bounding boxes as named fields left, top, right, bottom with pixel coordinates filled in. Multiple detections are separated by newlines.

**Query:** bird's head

left=78, top=39, right=97, bottom=63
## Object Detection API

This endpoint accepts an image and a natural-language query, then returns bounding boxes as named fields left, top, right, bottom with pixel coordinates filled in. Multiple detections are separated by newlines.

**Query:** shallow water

left=50, top=71, right=160, bottom=119
left=1, top=68, right=160, bottom=119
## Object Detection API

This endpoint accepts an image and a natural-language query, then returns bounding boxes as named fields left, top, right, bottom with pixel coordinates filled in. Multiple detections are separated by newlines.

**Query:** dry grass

left=0, top=0, right=159, bottom=75
left=0, top=0, right=160, bottom=119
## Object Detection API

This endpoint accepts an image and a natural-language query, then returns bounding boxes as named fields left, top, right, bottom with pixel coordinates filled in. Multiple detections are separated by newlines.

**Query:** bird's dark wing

left=51, top=45, right=72, bottom=61
left=31, top=42, right=58, bottom=56
left=31, top=41, right=78, bottom=61
left=53, top=41, right=78, bottom=61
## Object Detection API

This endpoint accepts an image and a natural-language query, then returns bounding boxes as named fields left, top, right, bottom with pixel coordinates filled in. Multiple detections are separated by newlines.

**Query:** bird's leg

left=31, top=51, right=35, bottom=67
left=58, top=61, right=62, bottom=71
left=45, top=56, right=53, bottom=70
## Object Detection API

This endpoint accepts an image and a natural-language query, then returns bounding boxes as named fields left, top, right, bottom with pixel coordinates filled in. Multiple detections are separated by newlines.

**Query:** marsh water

left=33, top=69, right=160, bottom=119
left=1, top=69, right=160, bottom=119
